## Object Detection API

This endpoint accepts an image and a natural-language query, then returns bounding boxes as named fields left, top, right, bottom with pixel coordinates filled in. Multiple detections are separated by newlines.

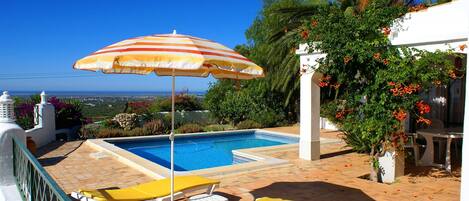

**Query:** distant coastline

left=8, top=90, right=207, bottom=98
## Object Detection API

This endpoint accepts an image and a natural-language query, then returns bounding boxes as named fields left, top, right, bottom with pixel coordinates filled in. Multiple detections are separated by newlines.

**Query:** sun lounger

left=71, top=175, right=220, bottom=201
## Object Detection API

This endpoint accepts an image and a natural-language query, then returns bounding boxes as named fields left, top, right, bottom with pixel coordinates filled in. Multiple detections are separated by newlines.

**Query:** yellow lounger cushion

left=78, top=175, right=219, bottom=201
left=256, top=197, right=291, bottom=201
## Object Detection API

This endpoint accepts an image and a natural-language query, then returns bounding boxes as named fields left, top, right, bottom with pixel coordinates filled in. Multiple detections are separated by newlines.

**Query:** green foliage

left=243, top=0, right=327, bottom=108
left=219, top=90, right=255, bottom=125
left=79, top=123, right=101, bottom=139
left=177, top=123, right=203, bottom=134
left=249, top=108, right=285, bottom=127
left=205, top=79, right=287, bottom=126
left=143, top=120, right=167, bottom=135
left=16, top=115, right=34, bottom=130
left=203, top=124, right=230, bottom=132
left=153, top=93, right=203, bottom=112
left=237, top=120, right=262, bottom=129
left=100, top=119, right=120, bottom=129
left=82, top=121, right=167, bottom=139
left=95, top=128, right=126, bottom=138
left=204, top=80, right=236, bottom=123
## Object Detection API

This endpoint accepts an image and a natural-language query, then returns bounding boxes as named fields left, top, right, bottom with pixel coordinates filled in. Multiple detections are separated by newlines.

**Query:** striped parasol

left=74, top=31, right=263, bottom=79
left=73, top=31, right=263, bottom=201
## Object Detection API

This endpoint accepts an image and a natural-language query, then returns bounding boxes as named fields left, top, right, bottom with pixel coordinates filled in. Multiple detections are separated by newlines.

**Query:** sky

left=0, top=0, right=263, bottom=92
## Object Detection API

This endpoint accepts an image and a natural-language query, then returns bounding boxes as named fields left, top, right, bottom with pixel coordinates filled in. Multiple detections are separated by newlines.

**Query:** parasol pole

left=169, top=29, right=177, bottom=201
left=170, top=66, right=176, bottom=201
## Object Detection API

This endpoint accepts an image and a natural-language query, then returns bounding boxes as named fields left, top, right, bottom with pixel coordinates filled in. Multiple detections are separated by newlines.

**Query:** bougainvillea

left=15, top=102, right=36, bottom=129
left=49, top=97, right=87, bottom=129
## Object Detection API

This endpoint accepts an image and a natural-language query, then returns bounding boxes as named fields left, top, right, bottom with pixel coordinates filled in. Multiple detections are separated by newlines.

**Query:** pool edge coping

left=84, top=129, right=340, bottom=179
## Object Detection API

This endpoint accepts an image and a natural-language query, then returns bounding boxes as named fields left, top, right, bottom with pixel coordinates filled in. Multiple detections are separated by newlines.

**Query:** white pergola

left=297, top=0, right=469, bottom=199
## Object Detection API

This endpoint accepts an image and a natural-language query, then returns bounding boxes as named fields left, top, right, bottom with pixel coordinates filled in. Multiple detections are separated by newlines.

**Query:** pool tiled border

left=85, top=129, right=340, bottom=179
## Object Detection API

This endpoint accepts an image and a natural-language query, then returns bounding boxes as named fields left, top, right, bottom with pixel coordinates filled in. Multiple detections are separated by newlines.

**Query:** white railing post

left=28, top=91, right=56, bottom=147
left=0, top=91, right=26, bottom=189
left=0, top=92, right=16, bottom=123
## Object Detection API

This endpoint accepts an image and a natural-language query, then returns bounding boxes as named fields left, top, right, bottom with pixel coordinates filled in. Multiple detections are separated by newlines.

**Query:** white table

left=416, top=128, right=463, bottom=172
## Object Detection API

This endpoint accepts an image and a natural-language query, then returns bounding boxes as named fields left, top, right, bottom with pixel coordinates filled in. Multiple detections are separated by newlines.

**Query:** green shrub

left=128, top=127, right=152, bottom=136
left=96, top=128, right=126, bottom=138
left=143, top=120, right=167, bottom=135
left=218, top=91, right=254, bottom=124
left=177, top=123, right=203, bottom=134
left=79, top=123, right=101, bottom=139
left=237, top=120, right=262, bottom=129
left=248, top=108, right=284, bottom=128
left=203, top=124, right=226, bottom=132
left=204, top=80, right=236, bottom=123
left=205, top=80, right=290, bottom=126
left=100, top=119, right=120, bottom=129
left=154, top=93, right=203, bottom=112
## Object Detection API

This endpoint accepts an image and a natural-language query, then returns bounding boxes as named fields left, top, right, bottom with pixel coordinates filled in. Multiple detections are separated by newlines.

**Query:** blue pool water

left=111, top=131, right=298, bottom=171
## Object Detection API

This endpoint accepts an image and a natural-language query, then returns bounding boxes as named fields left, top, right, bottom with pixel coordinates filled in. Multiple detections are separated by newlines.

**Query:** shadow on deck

left=248, top=181, right=375, bottom=201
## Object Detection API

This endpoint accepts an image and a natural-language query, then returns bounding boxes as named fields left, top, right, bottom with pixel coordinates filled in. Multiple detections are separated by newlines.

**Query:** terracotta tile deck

left=37, top=127, right=461, bottom=201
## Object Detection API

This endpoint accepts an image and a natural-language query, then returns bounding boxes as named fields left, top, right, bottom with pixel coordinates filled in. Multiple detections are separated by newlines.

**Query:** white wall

left=460, top=1, right=469, bottom=200
left=389, top=0, right=468, bottom=54
left=25, top=103, right=56, bottom=148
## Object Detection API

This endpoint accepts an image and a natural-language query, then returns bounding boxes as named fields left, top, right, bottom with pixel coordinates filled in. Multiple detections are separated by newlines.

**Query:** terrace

left=35, top=127, right=460, bottom=200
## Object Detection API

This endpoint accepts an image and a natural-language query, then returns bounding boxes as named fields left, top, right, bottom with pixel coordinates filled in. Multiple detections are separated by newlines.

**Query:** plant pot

left=26, top=136, right=37, bottom=155
left=378, top=150, right=405, bottom=183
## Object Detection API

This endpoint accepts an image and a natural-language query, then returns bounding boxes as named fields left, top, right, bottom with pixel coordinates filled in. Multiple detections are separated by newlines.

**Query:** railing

left=12, top=137, right=71, bottom=201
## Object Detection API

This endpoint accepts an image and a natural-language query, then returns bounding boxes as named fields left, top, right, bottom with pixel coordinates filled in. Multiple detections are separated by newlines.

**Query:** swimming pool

left=109, top=131, right=298, bottom=171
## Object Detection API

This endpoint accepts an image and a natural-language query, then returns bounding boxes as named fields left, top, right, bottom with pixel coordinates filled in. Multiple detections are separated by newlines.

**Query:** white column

left=460, top=1, right=469, bottom=199
left=299, top=73, right=321, bottom=160
left=297, top=44, right=326, bottom=161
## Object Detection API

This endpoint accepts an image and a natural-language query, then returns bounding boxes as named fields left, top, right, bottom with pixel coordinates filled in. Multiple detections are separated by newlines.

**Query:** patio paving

left=37, top=127, right=461, bottom=201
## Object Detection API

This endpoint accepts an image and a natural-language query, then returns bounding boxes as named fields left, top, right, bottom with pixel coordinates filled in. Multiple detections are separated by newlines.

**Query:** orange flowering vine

left=382, top=27, right=391, bottom=36
left=373, top=52, right=381, bottom=60
left=417, top=116, right=432, bottom=125
left=335, top=109, right=351, bottom=120
left=416, top=100, right=430, bottom=114
left=388, top=82, right=421, bottom=96
left=318, top=75, right=332, bottom=87
left=415, top=101, right=431, bottom=126
left=335, top=111, right=346, bottom=119
left=448, top=69, right=457, bottom=79
left=330, top=83, right=341, bottom=89
left=433, top=80, right=442, bottom=86
left=311, top=19, right=318, bottom=27
left=408, top=4, right=427, bottom=12
left=392, top=109, right=407, bottom=121
left=459, top=44, right=467, bottom=51
left=382, top=59, right=389, bottom=65
left=343, top=56, right=352, bottom=64
left=391, top=132, right=408, bottom=148
left=301, top=30, right=309, bottom=40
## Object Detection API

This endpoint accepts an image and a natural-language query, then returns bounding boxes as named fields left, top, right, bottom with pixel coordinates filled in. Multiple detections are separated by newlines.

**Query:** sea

left=8, top=91, right=207, bottom=98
